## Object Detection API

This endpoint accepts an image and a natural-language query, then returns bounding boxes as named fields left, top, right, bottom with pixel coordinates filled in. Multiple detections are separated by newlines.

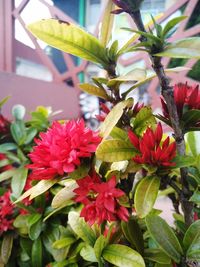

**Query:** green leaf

left=172, top=155, right=195, bottom=168
left=0, top=159, right=10, bottom=168
left=0, top=169, right=17, bottom=182
left=183, top=220, right=200, bottom=250
left=146, top=215, right=183, bottom=263
left=186, top=232, right=200, bottom=262
left=94, top=235, right=107, bottom=262
left=10, top=121, right=26, bottom=145
left=68, top=211, right=96, bottom=246
left=11, top=167, right=28, bottom=198
left=96, top=139, right=136, bottom=162
left=0, top=143, right=17, bottom=153
left=27, top=214, right=43, bottom=240
left=100, top=0, right=115, bottom=46
left=12, top=104, right=26, bottom=120
left=121, top=216, right=144, bottom=254
left=102, top=244, right=145, bottom=267
left=80, top=245, right=98, bottom=262
left=100, top=99, right=133, bottom=139
left=43, top=226, right=69, bottom=262
left=182, top=109, right=200, bottom=127
left=118, top=33, right=139, bottom=55
left=1, top=234, right=13, bottom=264
left=162, top=16, right=187, bottom=37
left=134, top=176, right=160, bottom=218
left=190, top=190, right=200, bottom=205
left=31, top=237, right=42, bottom=267
left=144, top=248, right=171, bottom=264
left=132, top=106, right=156, bottom=135
left=79, top=83, right=109, bottom=100
left=28, top=19, right=108, bottom=66
left=155, top=37, right=200, bottom=59
left=25, top=128, right=37, bottom=144
left=53, top=237, right=76, bottom=249
left=51, top=180, right=77, bottom=209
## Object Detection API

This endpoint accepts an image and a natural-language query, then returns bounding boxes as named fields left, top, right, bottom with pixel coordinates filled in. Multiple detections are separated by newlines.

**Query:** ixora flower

left=128, top=123, right=176, bottom=167
left=28, top=119, right=101, bottom=180
left=161, top=82, right=200, bottom=119
left=0, top=191, right=14, bottom=235
left=74, top=175, right=129, bottom=225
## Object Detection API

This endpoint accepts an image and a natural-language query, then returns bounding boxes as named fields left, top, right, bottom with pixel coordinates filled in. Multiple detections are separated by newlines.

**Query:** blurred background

left=0, top=0, right=200, bottom=128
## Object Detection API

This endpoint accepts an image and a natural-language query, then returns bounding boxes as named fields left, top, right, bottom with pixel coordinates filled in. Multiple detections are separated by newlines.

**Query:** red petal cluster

left=0, top=114, right=10, bottom=135
left=0, top=191, right=14, bottom=235
left=28, top=119, right=101, bottom=180
left=161, top=83, right=200, bottom=118
left=128, top=123, right=176, bottom=167
left=74, top=174, right=129, bottom=225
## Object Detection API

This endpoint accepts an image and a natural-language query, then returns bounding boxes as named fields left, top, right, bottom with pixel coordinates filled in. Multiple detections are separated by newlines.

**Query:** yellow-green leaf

left=102, top=244, right=145, bottom=267
left=15, top=179, right=58, bottom=203
left=132, top=106, right=156, bottom=135
left=108, top=68, right=147, bottom=87
left=80, top=245, right=98, bottom=262
left=96, top=139, right=136, bottom=162
left=100, top=0, right=115, bottom=46
left=28, top=19, right=108, bottom=66
left=135, top=176, right=160, bottom=218
left=52, top=180, right=77, bottom=209
left=79, top=83, right=109, bottom=100
left=155, top=37, right=200, bottom=59
left=68, top=211, right=96, bottom=246
left=100, top=99, right=133, bottom=139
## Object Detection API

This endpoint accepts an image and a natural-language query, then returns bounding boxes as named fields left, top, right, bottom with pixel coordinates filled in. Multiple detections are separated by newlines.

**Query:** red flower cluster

left=128, top=123, right=176, bottom=167
left=28, top=119, right=101, bottom=180
left=74, top=174, right=129, bottom=225
left=161, top=83, right=200, bottom=119
left=0, top=191, right=14, bottom=235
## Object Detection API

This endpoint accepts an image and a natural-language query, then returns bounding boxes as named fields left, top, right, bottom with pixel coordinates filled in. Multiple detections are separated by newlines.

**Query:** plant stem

left=129, top=10, right=193, bottom=227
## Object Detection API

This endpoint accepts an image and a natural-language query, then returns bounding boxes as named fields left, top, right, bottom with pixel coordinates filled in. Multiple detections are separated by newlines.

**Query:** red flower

left=0, top=191, right=14, bottom=235
left=0, top=114, right=10, bottom=135
left=128, top=123, right=176, bottom=167
left=74, top=175, right=129, bottom=225
left=161, top=83, right=200, bottom=119
left=28, top=119, right=101, bottom=180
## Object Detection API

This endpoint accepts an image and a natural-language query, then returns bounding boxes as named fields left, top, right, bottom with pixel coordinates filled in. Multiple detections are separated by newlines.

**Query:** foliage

left=0, top=1, right=200, bottom=267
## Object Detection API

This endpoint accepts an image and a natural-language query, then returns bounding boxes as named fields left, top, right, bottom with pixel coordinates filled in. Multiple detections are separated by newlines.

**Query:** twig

left=129, top=10, right=193, bottom=227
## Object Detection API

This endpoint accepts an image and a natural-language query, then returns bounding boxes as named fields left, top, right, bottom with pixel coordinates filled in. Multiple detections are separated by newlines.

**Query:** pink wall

left=0, top=72, right=80, bottom=120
